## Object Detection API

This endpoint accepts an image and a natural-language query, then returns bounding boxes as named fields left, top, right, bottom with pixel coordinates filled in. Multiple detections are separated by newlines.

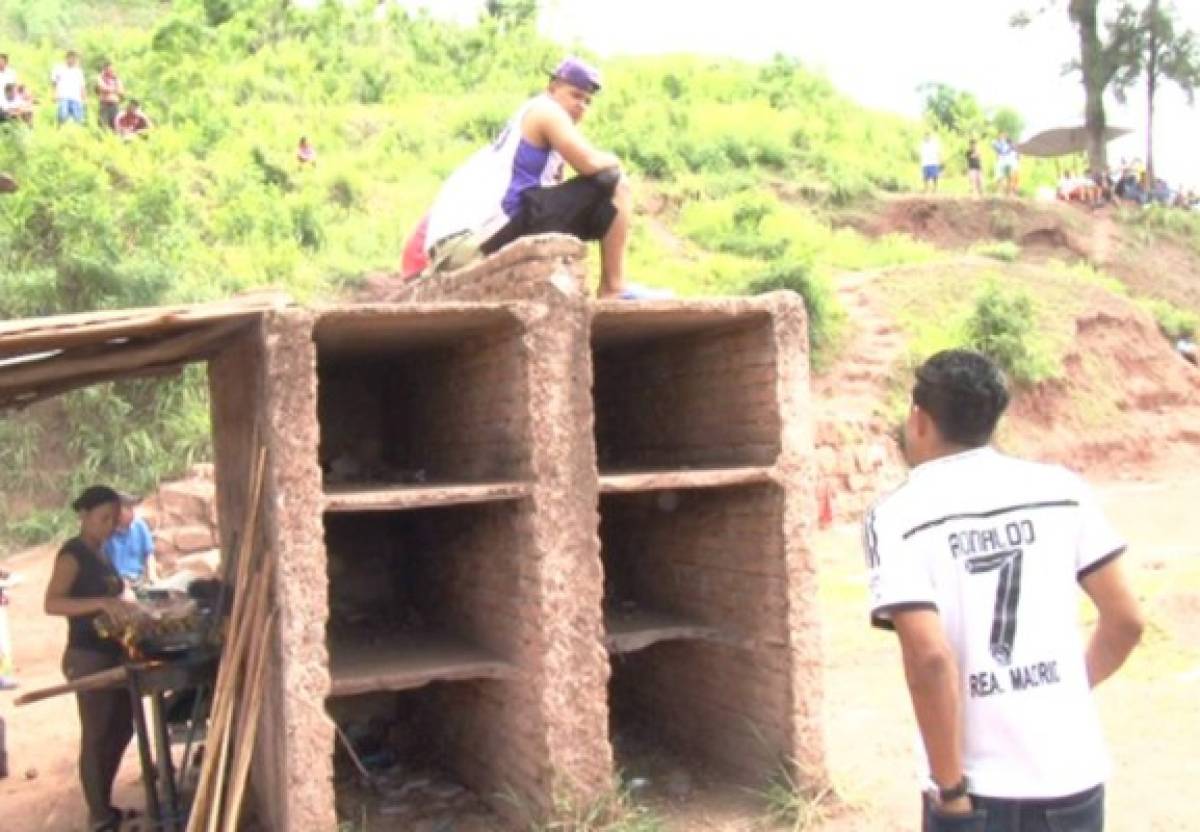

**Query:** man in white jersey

left=864, top=350, right=1143, bottom=831
left=423, top=57, right=634, bottom=297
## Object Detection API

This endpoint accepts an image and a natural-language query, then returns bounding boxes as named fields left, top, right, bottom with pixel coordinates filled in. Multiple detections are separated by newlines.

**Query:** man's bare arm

left=892, top=607, right=966, bottom=802
left=1079, top=554, right=1143, bottom=688
left=529, top=102, right=619, bottom=176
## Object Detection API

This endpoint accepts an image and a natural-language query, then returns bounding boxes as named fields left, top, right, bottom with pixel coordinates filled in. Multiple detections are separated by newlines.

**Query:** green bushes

left=744, top=260, right=845, bottom=370
left=963, top=281, right=1058, bottom=384
left=1140, top=298, right=1199, bottom=340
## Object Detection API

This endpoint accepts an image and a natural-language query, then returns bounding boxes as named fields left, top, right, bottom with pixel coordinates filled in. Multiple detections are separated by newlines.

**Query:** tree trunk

left=1145, top=0, right=1159, bottom=185
left=1070, top=0, right=1109, bottom=173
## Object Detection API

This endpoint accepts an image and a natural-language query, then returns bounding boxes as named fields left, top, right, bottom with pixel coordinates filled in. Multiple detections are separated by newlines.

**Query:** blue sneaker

left=618, top=282, right=675, bottom=300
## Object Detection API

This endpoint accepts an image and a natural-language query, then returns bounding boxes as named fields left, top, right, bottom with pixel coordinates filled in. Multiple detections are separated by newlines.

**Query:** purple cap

left=551, top=56, right=602, bottom=93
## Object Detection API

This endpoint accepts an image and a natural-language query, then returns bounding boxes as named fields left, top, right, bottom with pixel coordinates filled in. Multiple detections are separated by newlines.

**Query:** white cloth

left=864, top=447, right=1124, bottom=799
left=51, top=63, right=85, bottom=102
left=0, top=66, right=17, bottom=91
left=425, top=95, right=564, bottom=252
left=920, top=137, right=941, bottom=167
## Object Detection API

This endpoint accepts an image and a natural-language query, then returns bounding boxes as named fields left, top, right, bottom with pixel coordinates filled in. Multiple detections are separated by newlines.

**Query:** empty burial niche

left=591, top=308, right=781, bottom=473
left=323, top=504, right=527, bottom=697
left=327, top=683, right=508, bottom=830
left=601, top=484, right=794, bottom=783
left=314, top=308, right=530, bottom=490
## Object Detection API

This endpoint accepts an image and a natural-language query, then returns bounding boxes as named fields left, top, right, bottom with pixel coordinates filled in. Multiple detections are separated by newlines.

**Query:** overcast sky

left=393, top=0, right=1200, bottom=186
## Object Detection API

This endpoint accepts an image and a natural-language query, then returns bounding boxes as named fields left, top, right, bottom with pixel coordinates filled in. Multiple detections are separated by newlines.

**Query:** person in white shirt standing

left=920, top=132, right=942, bottom=194
left=0, top=54, right=17, bottom=94
left=864, top=349, right=1144, bottom=831
left=51, top=50, right=86, bottom=126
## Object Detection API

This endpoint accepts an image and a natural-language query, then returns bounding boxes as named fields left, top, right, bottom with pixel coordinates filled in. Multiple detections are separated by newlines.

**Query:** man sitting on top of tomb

left=420, top=57, right=666, bottom=299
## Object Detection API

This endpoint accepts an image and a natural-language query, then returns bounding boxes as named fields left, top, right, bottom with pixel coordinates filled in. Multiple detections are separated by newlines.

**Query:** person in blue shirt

left=103, top=493, right=158, bottom=586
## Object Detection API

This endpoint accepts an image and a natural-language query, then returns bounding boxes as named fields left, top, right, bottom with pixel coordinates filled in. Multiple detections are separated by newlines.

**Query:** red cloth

left=401, top=213, right=430, bottom=279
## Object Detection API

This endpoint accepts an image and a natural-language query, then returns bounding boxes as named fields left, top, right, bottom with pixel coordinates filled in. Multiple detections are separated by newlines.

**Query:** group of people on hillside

left=0, top=51, right=152, bottom=139
left=919, top=132, right=1020, bottom=197
left=1059, top=158, right=1200, bottom=211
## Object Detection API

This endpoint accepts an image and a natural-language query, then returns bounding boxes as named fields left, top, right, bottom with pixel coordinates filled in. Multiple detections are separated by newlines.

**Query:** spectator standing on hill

left=864, top=350, right=1143, bottom=832
left=296, top=135, right=316, bottom=166
left=94, top=61, right=123, bottom=130
left=920, top=132, right=942, bottom=194
left=0, top=83, right=20, bottom=124
left=0, top=54, right=17, bottom=92
left=993, top=133, right=1018, bottom=196
left=51, top=50, right=86, bottom=126
left=113, top=99, right=152, bottom=140
left=424, top=56, right=656, bottom=298
left=966, top=139, right=983, bottom=197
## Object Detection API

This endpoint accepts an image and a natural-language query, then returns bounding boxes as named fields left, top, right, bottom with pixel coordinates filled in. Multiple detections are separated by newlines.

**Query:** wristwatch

left=936, top=776, right=970, bottom=804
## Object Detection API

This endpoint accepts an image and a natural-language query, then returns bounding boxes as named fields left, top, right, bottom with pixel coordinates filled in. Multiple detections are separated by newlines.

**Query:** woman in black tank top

left=44, top=485, right=139, bottom=832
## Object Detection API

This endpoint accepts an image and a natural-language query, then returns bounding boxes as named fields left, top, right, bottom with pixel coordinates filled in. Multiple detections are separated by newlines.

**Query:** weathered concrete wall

left=207, top=323, right=292, bottom=831
left=260, top=310, right=336, bottom=832
left=516, top=292, right=613, bottom=810
left=766, top=291, right=828, bottom=784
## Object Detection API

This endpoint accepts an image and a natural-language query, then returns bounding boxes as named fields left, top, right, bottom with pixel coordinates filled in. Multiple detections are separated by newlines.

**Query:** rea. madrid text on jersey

left=969, top=660, right=1062, bottom=698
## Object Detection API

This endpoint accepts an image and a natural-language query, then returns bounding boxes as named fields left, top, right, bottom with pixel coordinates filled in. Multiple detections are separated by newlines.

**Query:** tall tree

left=1111, top=0, right=1200, bottom=183
left=1013, top=1, right=1141, bottom=172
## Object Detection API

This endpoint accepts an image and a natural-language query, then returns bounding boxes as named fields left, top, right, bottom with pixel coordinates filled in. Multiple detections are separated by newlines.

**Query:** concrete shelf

left=328, top=632, right=516, bottom=697
left=323, top=480, right=532, bottom=512
left=603, top=608, right=723, bottom=655
left=598, top=466, right=773, bottom=495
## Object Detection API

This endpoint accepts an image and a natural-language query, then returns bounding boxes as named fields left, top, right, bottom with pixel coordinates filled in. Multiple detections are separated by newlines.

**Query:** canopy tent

left=1017, top=125, right=1132, bottom=159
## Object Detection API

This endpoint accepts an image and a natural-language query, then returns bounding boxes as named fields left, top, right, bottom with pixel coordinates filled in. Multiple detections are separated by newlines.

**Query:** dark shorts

left=923, top=785, right=1104, bottom=832
left=481, top=169, right=619, bottom=255
left=923, top=164, right=941, bottom=182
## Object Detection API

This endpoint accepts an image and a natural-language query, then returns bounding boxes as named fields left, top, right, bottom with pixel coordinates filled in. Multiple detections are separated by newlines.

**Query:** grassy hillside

left=0, top=0, right=1190, bottom=547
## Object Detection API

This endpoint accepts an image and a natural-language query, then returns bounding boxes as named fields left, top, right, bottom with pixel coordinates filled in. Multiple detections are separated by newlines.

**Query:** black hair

left=71, top=485, right=121, bottom=513
left=912, top=350, right=1009, bottom=448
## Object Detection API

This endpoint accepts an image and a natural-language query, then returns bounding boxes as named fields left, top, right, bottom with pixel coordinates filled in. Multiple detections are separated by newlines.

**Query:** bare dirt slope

left=815, top=195, right=1200, bottom=519
left=841, top=194, right=1200, bottom=312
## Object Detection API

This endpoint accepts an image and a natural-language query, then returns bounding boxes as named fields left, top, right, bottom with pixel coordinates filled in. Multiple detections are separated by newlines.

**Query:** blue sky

left=390, top=0, right=1200, bottom=187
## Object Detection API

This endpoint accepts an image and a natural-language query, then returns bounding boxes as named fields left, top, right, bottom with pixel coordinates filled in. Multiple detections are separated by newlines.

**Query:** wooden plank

left=0, top=294, right=288, bottom=358
left=0, top=319, right=250, bottom=393
left=604, top=608, right=723, bottom=655
left=328, top=633, right=515, bottom=697
left=598, top=466, right=773, bottom=494
left=323, top=481, right=532, bottom=512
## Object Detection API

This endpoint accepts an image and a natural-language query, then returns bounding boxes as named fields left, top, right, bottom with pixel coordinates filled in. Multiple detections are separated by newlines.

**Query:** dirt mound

left=840, top=195, right=1094, bottom=258
left=1007, top=296, right=1200, bottom=476
left=813, top=260, right=1200, bottom=521
left=841, top=194, right=1200, bottom=313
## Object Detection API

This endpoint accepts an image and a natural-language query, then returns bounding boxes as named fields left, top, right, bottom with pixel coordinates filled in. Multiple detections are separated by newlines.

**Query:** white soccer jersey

left=864, top=447, right=1126, bottom=799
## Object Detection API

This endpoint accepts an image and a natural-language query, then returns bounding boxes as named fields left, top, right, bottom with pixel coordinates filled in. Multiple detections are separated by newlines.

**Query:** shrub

left=963, top=280, right=1058, bottom=384
left=1139, top=298, right=1199, bottom=341
left=744, top=259, right=845, bottom=369
left=971, top=240, right=1021, bottom=262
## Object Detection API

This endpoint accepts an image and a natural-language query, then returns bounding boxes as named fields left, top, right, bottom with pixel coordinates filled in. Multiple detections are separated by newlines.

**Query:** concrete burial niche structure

left=225, top=236, right=826, bottom=830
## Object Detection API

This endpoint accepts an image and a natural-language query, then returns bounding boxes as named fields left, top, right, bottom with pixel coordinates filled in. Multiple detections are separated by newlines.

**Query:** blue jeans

left=924, top=785, right=1104, bottom=832
left=57, top=98, right=84, bottom=124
